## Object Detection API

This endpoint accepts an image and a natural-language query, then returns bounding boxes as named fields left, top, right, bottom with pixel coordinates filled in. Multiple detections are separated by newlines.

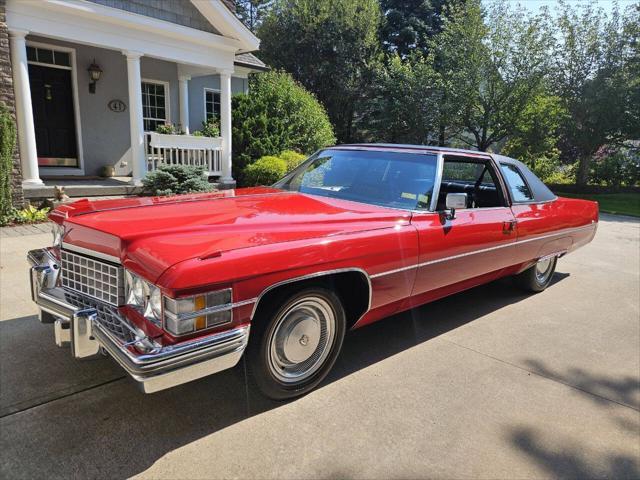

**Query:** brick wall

left=0, top=0, right=24, bottom=208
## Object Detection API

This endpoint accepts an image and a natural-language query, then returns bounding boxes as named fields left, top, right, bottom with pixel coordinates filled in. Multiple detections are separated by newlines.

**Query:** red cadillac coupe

left=28, top=145, right=598, bottom=399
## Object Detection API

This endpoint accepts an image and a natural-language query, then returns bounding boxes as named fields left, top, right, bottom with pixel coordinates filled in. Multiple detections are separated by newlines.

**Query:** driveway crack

left=0, top=376, right=125, bottom=419
left=441, top=338, right=640, bottom=412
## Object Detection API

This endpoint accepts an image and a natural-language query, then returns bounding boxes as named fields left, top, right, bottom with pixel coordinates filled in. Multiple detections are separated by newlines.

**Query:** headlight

left=163, top=289, right=232, bottom=336
left=125, top=271, right=147, bottom=306
left=145, top=285, right=162, bottom=320
left=124, top=270, right=162, bottom=324
left=51, top=223, right=64, bottom=247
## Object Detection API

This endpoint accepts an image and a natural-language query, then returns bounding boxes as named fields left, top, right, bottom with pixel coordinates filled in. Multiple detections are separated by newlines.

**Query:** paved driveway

left=1, top=215, right=638, bottom=479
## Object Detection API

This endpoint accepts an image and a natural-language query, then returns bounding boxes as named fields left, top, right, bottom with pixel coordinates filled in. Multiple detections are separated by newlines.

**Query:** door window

left=142, top=81, right=169, bottom=132
left=437, top=158, right=504, bottom=209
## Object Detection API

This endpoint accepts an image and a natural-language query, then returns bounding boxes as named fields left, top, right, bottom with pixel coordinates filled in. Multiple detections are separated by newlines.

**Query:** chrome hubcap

left=535, top=257, right=554, bottom=283
left=268, top=296, right=335, bottom=383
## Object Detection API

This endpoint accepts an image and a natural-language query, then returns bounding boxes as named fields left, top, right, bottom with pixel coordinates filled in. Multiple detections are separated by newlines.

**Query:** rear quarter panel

left=510, top=197, right=598, bottom=268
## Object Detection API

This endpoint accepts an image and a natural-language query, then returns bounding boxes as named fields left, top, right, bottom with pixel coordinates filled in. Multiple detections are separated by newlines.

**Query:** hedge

left=243, top=156, right=287, bottom=187
left=232, top=70, right=334, bottom=180
left=0, top=103, right=16, bottom=221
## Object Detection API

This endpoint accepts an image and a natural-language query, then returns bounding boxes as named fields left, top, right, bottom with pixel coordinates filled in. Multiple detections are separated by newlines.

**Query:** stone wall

left=0, top=0, right=24, bottom=207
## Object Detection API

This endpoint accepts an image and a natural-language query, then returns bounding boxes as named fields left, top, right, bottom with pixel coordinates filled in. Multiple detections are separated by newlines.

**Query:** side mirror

left=445, top=193, right=467, bottom=220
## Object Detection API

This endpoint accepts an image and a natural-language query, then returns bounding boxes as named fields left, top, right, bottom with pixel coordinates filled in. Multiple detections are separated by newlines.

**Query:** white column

left=178, top=75, right=190, bottom=134
left=9, top=29, right=42, bottom=186
left=124, top=51, right=146, bottom=184
left=219, top=70, right=233, bottom=184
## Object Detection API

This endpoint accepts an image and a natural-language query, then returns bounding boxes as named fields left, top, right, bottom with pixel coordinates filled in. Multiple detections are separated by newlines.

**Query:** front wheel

left=247, top=286, right=346, bottom=400
left=515, top=256, right=558, bottom=293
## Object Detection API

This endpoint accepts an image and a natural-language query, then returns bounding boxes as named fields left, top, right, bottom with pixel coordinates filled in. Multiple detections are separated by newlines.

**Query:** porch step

left=24, top=183, right=142, bottom=200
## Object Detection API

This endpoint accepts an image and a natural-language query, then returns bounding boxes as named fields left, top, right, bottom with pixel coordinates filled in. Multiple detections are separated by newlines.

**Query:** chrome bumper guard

left=28, top=248, right=249, bottom=393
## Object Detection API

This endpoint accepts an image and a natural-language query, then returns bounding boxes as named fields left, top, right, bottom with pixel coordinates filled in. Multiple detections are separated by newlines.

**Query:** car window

left=500, top=163, right=534, bottom=202
left=436, top=159, right=503, bottom=209
left=275, top=149, right=438, bottom=211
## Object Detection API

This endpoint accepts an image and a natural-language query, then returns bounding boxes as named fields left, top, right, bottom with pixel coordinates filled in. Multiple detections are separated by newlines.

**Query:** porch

left=23, top=176, right=140, bottom=202
left=5, top=0, right=263, bottom=192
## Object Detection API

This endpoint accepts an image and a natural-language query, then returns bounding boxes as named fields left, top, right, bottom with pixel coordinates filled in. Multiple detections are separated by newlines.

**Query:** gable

left=87, top=0, right=221, bottom=35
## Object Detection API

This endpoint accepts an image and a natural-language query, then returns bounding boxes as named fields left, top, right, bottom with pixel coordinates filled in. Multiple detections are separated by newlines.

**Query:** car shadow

left=0, top=273, right=571, bottom=479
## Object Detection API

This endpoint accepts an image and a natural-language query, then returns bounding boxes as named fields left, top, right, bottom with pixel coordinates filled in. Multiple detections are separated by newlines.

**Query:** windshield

left=275, top=149, right=438, bottom=210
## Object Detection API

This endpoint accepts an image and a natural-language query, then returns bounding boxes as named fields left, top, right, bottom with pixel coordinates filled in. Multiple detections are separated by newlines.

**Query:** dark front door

left=29, top=64, right=78, bottom=167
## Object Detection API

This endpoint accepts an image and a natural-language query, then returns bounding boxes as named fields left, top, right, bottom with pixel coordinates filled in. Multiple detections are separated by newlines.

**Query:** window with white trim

left=205, top=89, right=220, bottom=121
left=27, top=46, right=71, bottom=68
left=141, top=81, right=169, bottom=132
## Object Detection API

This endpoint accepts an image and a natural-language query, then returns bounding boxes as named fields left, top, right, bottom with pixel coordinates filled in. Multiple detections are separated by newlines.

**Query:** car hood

left=59, top=187, right=410, bottom=282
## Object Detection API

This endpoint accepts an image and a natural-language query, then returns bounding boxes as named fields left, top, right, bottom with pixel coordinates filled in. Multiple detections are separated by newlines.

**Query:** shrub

left=155, top=123, right=178, bottom=135
left=1, top=205, right=50, bottom=226
left=199, top=118, right=220, bottom=137
left=279, top=150, right=307, bottom=172
left=589, top=147, right=640, bottom=187
left=232, top=71, right=335, bottom=180
left=16, top=205, right=50, bottom=223
left=0, top=102, right=16, bottom=220
left=243, top=155, right=287, bottom=186
left=0, top=207, right=17, bottom=226
left=141, top=164, right=213, bottom=196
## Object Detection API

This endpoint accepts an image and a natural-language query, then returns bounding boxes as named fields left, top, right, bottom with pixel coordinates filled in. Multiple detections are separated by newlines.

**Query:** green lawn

left=556, top=192, right=640, bottom=217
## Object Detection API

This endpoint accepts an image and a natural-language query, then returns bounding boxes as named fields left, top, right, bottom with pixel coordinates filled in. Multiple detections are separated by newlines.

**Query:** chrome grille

left=63, top=289, right=137, bottom=344
left=61, top=250, right=123, bottom=306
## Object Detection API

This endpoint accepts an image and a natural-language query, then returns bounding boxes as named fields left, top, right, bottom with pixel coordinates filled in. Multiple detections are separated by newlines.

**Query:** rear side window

left=500, top=164, right=533, bottom=202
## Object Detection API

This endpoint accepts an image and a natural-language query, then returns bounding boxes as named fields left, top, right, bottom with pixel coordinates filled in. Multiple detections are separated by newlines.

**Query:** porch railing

left=145, top=132, right=222, bottom=176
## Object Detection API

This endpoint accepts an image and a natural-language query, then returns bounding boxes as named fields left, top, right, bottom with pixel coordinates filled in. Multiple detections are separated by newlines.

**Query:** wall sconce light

left=88, top=59, right=102, bottom=94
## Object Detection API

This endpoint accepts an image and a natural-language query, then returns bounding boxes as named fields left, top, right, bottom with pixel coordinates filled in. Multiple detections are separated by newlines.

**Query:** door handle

left=503, top=220, right=517, bottom=234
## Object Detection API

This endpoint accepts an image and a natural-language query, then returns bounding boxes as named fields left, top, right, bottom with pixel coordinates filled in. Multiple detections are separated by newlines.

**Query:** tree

left=430, top=0, right=552, bottom=152
left=549, top=1, right=636, bottom=185
left=235, top=0, right=274, bottom=32
left=501, top=92, right=568, bottom=181
left=258, top=0, right=382, bottom=143
left=232, top=71, right=335, bottom=179
left=361, top=53, right=440, bottom=144
left=623, top=4, right=640, bottom=142
left=380, top=0, right=462, bottom=58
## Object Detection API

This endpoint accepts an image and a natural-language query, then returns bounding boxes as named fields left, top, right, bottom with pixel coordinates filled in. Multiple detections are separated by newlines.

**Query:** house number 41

left=108, top=99, right=127, bottom=113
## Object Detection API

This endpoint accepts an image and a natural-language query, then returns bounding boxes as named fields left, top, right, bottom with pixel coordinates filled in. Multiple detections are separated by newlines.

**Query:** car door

left=409, top=153, right=518, bottom=304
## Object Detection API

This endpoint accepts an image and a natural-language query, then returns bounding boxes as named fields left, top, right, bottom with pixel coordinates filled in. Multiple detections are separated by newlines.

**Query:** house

left=0, top=0, right=266, bottom=204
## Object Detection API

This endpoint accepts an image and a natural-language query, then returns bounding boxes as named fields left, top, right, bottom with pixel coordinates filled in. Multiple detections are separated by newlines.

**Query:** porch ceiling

left=5, top=0, right=237, bottom=71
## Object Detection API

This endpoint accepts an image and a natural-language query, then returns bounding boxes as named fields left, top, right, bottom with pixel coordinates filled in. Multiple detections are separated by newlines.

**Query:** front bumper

left=28, top=248, right=249, bottom=393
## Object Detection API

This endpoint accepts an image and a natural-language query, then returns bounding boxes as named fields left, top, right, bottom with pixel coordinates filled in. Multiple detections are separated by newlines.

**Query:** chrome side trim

left=249, top=268, right=373, bottom=322
left=370, top=223, right=596, bottom=279
left=61, top=242, right=121, bottom=264
left=538, top=250, right=568, bottom=262
left=234, top=297, right=258, bottom=308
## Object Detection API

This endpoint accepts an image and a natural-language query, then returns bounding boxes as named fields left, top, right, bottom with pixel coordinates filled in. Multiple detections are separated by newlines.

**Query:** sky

left=496, top=0, right=637, bottom=16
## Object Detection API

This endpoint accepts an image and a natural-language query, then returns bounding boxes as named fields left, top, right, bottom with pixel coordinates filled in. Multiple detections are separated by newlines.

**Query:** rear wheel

left=515, top=256, right=557, bottom=293
left=247, top=286, right=346, bottom=400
